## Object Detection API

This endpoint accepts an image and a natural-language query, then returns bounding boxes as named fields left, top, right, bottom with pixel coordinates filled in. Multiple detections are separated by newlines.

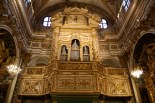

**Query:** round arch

left=28, top=56, right=49, bottom=66
left=0, top=26, right=19, bottom=66
left=101, top=58, right=121, bottom=67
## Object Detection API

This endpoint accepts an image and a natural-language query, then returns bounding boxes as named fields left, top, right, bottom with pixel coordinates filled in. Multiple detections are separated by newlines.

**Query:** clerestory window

left=99, top=19, right=108, bottom=29
left=24, top=0, right=31, bottom=7
left=43, top=17, right=51, bottom=27
left=122, top=0, right=130, bottom=12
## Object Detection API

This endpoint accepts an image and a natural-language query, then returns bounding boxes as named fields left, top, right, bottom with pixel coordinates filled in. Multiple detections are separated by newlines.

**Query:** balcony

left=19, top=61, right=131, bottom=97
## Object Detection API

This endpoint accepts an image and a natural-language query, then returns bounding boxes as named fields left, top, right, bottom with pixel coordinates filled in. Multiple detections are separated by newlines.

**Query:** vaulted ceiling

left=33, top=0, right=120, bottom=24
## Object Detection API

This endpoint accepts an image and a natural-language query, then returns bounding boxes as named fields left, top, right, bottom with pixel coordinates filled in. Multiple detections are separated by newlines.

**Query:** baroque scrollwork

left=26, top=67, right=45, bottom=75
left=109, top=80, right=128, bottom=95
left=22, top=80, right=41, bottom=95
left=107, top=68, right=125, bottom=75
left=59, top=62, right=92, bottom=70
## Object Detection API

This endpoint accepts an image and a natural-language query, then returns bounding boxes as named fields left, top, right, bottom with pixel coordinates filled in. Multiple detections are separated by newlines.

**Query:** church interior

left=0, top=0, right=155, bottom=103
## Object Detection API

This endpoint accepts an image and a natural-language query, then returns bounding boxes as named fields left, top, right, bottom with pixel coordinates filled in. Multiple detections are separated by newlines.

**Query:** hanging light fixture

left=131, top=66, right=143, bottom=78
left=7, top=64, right=21, bottom=76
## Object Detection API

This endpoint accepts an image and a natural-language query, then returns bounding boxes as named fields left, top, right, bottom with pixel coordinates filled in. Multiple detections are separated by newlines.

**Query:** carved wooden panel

left=107, top=78, right=131, bottom=96
left=76, top=76, right=94, bottom=91
left=56, top=75, right=95, bottom=92
left=58, top=76, right=74, bottom=90
left=21, top=79, right=43, bottom=95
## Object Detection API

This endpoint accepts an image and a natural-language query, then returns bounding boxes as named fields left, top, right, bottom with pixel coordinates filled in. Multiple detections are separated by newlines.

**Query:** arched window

left=24, top=0, right=31, bottom=7
left=83, top=46, right=90, bottom=61
left=71, top=39, right=80, bottom=61
left=99, top=19, right=108, bottom=29
left=122, top=0, right=130, bottom=12
left=60, top=45, right=68, bottom=61
left=43, top=17, right=51, bottom=27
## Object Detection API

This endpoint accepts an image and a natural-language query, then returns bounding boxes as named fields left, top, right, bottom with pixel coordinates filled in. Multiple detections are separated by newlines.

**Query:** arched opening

left=28, top=56, right=49, bottom=66
left=83, top=45, right=90, bottom=61
left=0, top=28, right=16, bottom=102
left=133, top=33, right=155, bottom=72
left=133, top=33, right=155, bottom=103
left=70, top=39, right=80, bottom=61
left=0, top=29, right=16, bottom=67
left=60, top=45, right=68, bottom=61
left=101, top=58, right=121, bottom=67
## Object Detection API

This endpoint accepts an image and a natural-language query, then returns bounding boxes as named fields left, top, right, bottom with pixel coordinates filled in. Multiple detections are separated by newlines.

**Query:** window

left=43, top=17, right=51, bottom=27
left=99, top=19, right=108, bottom=29
left=25, top=0, right=31, bottom=7
left=122, top=0, right=130, bottom=12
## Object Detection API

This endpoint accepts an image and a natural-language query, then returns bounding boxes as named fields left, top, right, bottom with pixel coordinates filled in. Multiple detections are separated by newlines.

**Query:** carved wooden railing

left=19, top=61, right=131, bottom=97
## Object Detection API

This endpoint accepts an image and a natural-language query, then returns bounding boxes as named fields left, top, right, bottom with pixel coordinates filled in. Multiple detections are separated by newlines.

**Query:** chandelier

left=131, top=66, right=143, bottom=78
left=7, top=64, right=21, bottom=76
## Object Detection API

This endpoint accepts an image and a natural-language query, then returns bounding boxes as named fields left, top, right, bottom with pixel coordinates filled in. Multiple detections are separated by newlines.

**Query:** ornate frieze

left=60, top=28, right=92, bottom=33
left=107, top=67, right=126, bottom=75
left=24, top=67, right=46, bottom=75
left=59, top=62, right=92, bottom=70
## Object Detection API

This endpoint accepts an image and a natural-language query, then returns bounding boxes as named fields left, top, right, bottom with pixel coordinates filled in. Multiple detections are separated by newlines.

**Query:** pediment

left=51, top=7, right=100, bottom=27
